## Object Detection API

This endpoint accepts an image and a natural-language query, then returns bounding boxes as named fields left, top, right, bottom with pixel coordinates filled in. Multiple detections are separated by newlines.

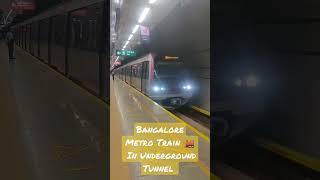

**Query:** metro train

left=11, top=0, right=109, bottom=101
left=113, top=54, right=194, bottom=109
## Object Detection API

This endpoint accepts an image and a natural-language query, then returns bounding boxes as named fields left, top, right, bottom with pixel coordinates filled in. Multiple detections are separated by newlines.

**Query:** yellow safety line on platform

left=16, top=46, right=108, bottom=107
left=191, top=105, right=210, bottom=116
left=115, top=78, right=219, bottom=179
left=254, top=137, right=320, bottom=172
left=117, top=78, right=210, bottom=144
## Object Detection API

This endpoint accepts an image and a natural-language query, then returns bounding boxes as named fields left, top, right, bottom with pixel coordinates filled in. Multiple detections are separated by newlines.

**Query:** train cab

left=149, top=56, right=194, bottom=109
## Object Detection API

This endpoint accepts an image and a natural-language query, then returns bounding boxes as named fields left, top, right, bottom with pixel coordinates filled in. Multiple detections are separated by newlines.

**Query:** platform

left=0, top=43, right=108, bottom=180
left=110, top=76, right=213, bottom=180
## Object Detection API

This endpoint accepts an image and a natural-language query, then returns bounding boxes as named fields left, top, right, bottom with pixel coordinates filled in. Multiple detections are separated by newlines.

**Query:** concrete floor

left=111, top=77, right=211, bottom=180
left=0, top=43, right=108, bottom=180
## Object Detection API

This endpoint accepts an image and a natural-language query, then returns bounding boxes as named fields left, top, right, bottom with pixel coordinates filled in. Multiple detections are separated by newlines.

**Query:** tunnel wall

left=255, top=23, right=320, bottom=159
left=216, top=0, right=320, bottom=160
left=150, top=0, right=210, bottom=111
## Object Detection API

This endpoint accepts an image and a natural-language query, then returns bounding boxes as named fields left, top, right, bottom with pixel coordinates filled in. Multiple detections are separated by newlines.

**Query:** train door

left=125, top=67, right=127, bottom=83
left=137, top=63, right=142, bottom=91
left=30, top=23, right=34, bottom=55
left=126, top=66, right=130, bottom=83
left=129, top=66, right=132, bottom=85
left=141, top=61, right=149, bottom=94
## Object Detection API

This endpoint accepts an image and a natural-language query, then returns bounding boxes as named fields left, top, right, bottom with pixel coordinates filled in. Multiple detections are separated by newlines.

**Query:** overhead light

left=138, top=7, right=150, bottom=23
left=149, top=0, right=157, bottom=4
left=128, top=34, right=133, bottom=40
left=132, top=25, right=139, bottom=34
left=125, top=41, right=129, bottom=46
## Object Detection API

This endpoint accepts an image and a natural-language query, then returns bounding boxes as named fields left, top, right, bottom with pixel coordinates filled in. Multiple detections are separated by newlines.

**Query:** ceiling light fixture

left=132, top=25, right=139, bottom=34
left=128, top=34, right=133, bottom=41
left=138, top=7, right=150, bottom=23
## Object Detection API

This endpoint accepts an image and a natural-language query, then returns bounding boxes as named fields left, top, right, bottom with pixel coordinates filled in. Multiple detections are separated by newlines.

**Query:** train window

left=51, top=15, right=66, bottom=73
left=31, top=21, right=39, bottom=56
left=137, top=63, right=142, bottom=78
left=39, top=19, right=50, bottom=62
left=26, top=24, right=31, bottom=53
left=68, top=3, right=103, bottom=94
left=22, top=26, right=26, bottom=49
left=142, top=61, right=149, bottom=79
left=127, top=66, right=131, bottom=77
left=132, top=65, right=137, bottom=77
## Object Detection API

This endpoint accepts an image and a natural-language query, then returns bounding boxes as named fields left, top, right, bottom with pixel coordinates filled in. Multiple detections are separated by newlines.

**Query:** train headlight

left=153, top=86, right=165, bottom=92
left=234, top=76, right=259, bottom=87
left=153, top=86, right=160, bottom=92
left=182, top=84, right=192, bottom=90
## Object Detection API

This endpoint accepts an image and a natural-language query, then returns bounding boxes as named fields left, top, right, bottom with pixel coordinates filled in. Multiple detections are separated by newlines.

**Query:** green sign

left=116, top=50, right=136, bottom=57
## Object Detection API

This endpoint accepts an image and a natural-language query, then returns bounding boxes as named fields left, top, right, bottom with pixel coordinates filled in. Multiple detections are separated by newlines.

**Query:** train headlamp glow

left=246, top=76, right=259, bottom=87
left=234, top=78, right=242, bottom=87
left=153, top=86, right=160, bottom=92
left=234, top=76, right=259, bottom=87
left=153, top=86, right=165, bottom=92
left=182, top=84, right=192, bottom=90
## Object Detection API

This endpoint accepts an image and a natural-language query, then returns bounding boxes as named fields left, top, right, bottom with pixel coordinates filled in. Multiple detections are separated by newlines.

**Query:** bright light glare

left=183, top=84, right=192, bottom=90
left=153, top=86, right=159, bottom=92
left=138, top=7, right=150, bottom=23
left=132, top=25, right=139, bottom=34
left=128, top=34, right=133, bottom=40
left=149, top=0, right=157, bottom=4
left=160, top=87, right=165, bottom=91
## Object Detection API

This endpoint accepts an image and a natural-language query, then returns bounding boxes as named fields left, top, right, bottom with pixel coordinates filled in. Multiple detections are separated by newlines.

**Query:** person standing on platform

left=6, top=28, right=15, bottom=60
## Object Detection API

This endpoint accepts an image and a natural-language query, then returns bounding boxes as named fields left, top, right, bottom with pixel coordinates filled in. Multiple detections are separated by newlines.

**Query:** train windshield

left=155, top=62, right=188, bottom=78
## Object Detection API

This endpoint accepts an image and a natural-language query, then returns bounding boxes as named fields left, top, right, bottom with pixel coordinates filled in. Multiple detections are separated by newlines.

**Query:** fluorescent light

left=128, top=34, right=133, bottom=40
left=149, top=0, right=157, bottom=4
left=132, top=25, right=139, bottom=34
left=124, top=41, right=129, bottom=46
left=138, top=7, right=150, bottom=23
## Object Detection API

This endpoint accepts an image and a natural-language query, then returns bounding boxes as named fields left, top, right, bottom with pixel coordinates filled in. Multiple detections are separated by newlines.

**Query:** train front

left=149, top=57, right=194, bottom=109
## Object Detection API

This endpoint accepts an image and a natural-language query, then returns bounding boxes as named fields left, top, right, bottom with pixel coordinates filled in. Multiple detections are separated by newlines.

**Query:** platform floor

left=0, top=43, right=108, bottom=180
left=110, top=77, right=211, bottom=180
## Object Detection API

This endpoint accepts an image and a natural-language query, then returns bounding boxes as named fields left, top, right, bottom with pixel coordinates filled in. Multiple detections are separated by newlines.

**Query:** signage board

left=116, top=50, right=136, bottom=57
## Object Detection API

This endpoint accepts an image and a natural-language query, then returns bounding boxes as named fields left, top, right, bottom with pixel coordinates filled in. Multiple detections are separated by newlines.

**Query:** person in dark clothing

left=6, top=28, right=15, bottom=59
